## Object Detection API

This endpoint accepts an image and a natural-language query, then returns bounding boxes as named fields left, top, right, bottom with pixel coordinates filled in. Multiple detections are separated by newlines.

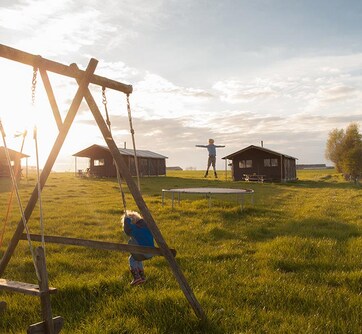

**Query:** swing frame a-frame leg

left=27, top=247, right=64, bottom=334
left=0, top=55, right=98, bottom=272
left=0, top=43, right=207, bottom=322
left=79, top=74, right=207, bottom=321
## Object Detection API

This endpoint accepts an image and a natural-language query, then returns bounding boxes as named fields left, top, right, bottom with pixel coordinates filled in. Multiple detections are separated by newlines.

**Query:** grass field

left=0, top=169, right=361, bottom=333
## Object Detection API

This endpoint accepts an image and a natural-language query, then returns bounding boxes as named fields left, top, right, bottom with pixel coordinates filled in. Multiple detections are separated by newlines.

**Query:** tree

left=325, top=128, right=345, bottom=172
left=325, top=122, right=362, bottom=183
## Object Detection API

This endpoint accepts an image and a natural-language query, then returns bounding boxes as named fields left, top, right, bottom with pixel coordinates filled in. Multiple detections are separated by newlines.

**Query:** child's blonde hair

left=121, top=210, right=142, bottom=225
left=208, top=138, right=214, bottom=144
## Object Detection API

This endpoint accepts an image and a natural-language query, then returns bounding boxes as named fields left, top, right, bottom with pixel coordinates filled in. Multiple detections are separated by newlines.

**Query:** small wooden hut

left=73, top=144, right=168, bottom=177
left=222, top=145, right=297, bottom=182
left=0, top=146, right=29, bottom=179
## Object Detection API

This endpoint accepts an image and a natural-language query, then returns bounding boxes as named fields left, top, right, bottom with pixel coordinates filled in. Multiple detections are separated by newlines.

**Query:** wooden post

left=0, top=58, right=98, bottom=275
left=35, top=247, right=54, bottom=334
left=78, top=78, right=207, bottom=320
left=0, top=301, right=6, bottom=313
left=225, top=159, right=227, bottom=181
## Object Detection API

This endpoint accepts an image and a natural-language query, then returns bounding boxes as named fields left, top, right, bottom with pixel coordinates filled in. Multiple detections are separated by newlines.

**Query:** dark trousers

left=206, top=155, right=216, bottom=172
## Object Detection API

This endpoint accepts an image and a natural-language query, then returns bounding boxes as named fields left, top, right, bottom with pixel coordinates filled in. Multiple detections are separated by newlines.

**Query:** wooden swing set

left=0, top=44, right=206, bottom=333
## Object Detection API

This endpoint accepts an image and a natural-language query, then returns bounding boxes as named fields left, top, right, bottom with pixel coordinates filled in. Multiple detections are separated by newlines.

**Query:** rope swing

left=0, top=130, right=27, bottom=248
left=126, top=94, right=141, bottom=191
left=32, top=67, right=46, bottom=252
left=0, top=120, right=41, bottom=281
left=101, top=87, right=143, bottom=215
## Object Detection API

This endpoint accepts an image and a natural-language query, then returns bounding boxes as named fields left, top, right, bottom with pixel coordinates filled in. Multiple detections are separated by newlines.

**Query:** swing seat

left=0, top=279, right=57, bottom=296
left=27, top=316, right=64, bottom=334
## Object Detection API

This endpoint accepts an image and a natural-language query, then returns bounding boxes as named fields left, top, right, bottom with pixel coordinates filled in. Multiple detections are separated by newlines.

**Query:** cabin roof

left=73, top=144, right=168, bottom=159
left=0, top=146, right=30, bottom=159
left=222, top=145, right=297, bottom=160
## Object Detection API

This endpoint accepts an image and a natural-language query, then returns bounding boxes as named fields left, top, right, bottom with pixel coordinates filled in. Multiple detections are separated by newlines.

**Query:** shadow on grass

left=245, top=218, right=361, bottom=242
left=202, top=253, right=243, bottom=262
left=281, top=179, right=360, bottom=190
left=53, top=280, right=223, bottom=334
left=281, top=218, right=360, bottom=240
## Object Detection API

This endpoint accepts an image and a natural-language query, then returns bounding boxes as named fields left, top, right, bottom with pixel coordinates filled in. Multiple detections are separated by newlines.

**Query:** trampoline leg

left=171, top=192, right=174, bottom=209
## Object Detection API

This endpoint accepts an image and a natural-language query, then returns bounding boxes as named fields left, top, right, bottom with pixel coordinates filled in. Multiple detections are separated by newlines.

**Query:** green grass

left=0, top=169, right=361, bottom=333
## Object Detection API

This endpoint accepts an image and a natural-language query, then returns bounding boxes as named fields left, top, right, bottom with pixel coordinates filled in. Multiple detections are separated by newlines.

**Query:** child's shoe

left=139, top=270, right=147, bottom=283
left=130, top=269, right=143, bottom=286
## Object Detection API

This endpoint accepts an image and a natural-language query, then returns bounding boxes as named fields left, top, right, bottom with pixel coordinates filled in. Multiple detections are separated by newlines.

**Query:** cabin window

left=264, top=158, right=278, bottom=167
left=239, top=160, right=252, bottom=168
left=94, top=159, right=105, bottom=166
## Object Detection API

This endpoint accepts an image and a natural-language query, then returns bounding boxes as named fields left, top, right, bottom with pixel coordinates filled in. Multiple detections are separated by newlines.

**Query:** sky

left=0, top=0, right=361, bottom=172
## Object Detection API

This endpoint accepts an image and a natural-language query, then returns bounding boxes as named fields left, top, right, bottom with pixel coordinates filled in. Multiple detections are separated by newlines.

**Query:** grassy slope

left=0, top=169, right=361, bottom=333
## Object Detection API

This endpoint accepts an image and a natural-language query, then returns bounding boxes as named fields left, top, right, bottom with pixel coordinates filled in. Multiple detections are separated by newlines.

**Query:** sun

left=0, top=59, right=65, bottom=168
left=0, top=53, right=127, bottom=172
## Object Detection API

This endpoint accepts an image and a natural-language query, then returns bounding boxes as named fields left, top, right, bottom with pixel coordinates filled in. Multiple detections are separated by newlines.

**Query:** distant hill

left=166, top=166, right=183, bottom=171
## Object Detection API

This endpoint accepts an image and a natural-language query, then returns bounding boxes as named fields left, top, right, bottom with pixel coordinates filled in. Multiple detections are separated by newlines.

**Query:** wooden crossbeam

left=0, top=279, right=57, bottom=296
left=0, top=44, right=132, bottom=94
left=20, top=234, right=177, bottom=257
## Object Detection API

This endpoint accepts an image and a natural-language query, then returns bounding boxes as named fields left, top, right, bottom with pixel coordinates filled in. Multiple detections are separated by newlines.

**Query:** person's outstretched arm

left=215, top=145, right=225, bottom=148
left=195, top=145, right=207, bottom=148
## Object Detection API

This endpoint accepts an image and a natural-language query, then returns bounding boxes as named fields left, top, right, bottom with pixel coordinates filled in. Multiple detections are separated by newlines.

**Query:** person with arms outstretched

left=196, top=139, right=225, bottom=178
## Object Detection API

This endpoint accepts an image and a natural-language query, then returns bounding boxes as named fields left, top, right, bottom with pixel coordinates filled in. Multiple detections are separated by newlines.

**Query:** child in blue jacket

left=122, top=210, right=154, bottom=285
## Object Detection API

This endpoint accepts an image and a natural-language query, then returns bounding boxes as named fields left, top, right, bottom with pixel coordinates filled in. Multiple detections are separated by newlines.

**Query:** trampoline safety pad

left=161, top=187, right=254, bottom=210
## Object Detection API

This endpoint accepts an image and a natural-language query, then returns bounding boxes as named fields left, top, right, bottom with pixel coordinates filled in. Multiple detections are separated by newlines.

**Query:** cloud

left=213, top=79, right=279, bottom=103
left=0, top=0, right=72, bottom=30
left=316, top=85, right=359, bottom=104
left=125, top=72, right=214, bottom=120
left=136, top=73, right=213, bottom=98
left=1, top=2, right=361, bottom=170
left=211, top=53, right=362, bottom=120
left=0, top=1, right=118, bottom=56
left=73, top=106, right=362, bottom=169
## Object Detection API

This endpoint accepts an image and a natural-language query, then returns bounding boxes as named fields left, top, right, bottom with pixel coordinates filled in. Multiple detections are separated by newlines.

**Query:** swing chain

left=0, top=119, right=5, bottom=138
left=126, top=94, right=135, bottom=135
left=101, top=86, right=107, bottom=105
left=31, top=67, right=38, bottom=106
left=102, top=86, right=111, bottom=130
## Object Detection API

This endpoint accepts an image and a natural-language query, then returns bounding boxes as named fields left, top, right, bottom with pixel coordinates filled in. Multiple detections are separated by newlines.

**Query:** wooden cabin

left=222, top=145, right=297, bottom=182
left=0, top=146, right=29, bottom=180
left=73, top=144, right=168, bottom=177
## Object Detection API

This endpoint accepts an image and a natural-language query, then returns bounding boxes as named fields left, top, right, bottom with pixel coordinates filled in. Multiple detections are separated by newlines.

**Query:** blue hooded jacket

left=123, top=217, right=154, bottom=247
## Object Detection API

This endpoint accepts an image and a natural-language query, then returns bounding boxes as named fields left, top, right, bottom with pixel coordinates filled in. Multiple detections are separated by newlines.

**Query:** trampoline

left=161, top=187, right=254, bottom=210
